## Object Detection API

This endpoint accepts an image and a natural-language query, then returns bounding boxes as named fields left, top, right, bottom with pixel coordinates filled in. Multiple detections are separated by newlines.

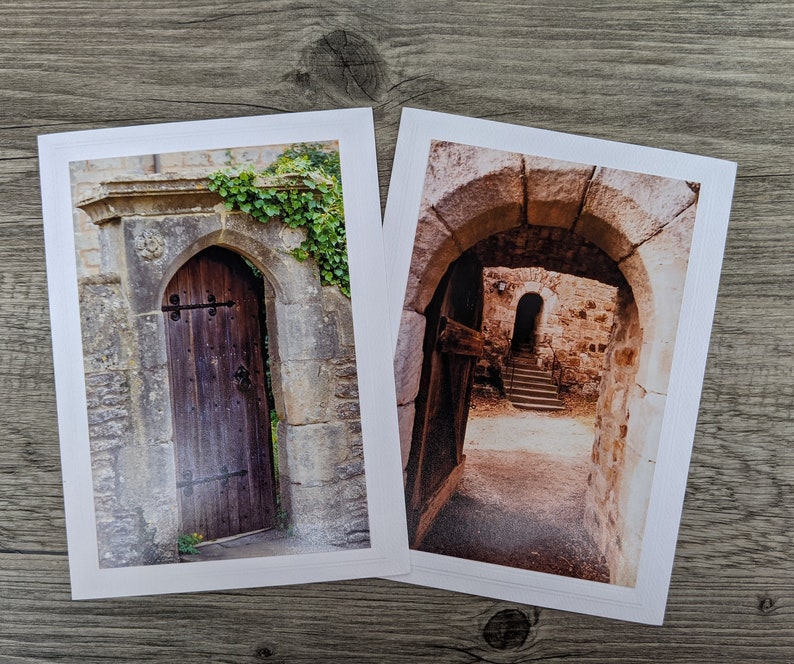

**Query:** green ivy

left=207, top=143, right=349, bottom=297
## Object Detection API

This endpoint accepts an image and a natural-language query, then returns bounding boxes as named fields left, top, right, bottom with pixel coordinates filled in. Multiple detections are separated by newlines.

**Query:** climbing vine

left=208, top=143, right=349, bottom=296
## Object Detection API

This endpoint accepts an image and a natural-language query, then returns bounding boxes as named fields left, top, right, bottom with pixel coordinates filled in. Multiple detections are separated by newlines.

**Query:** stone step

left=510, top=396, right=566, bottom=411
left=507, top=384, right=559, bottom=399
left=505, top=351, right=565, bottom=411
left=509, top=368, right=554, bottom=381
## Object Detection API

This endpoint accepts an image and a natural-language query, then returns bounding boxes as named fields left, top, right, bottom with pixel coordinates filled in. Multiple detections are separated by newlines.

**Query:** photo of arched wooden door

left=162, top=246, right=277, bottom=541
left=405, top=250, right=484, bottom=545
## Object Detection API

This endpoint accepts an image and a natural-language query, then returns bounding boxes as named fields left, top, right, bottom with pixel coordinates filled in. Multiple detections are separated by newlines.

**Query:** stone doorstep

left=179, top=528, right=368, bottom=562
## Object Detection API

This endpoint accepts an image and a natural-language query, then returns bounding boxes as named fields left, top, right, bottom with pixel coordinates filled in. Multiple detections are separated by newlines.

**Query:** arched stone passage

left=77, top=176, right=368, bottom=566
left=395, top=141, right=697, bottom=586
left=512, top=293, right=544, bottom=350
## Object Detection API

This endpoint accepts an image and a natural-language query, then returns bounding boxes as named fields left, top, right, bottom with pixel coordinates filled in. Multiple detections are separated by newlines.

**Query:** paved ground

left=180, top=528, right=367, bottom=563
left=418, top=399, right=610, bottom=582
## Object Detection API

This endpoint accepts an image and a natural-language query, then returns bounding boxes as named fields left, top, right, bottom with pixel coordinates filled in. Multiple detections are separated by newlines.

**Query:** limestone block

left=281, top=422, right=349, bottom=487
left=578, top=168, right=696, bottom=262
left=117, top=441, right=177, bottom=510
left=397, top=402, right=416, bottom=472
left=133, top=313, right=167, bottom=371
left=524, top=157, right=594, bottom=229
left=404, top=207, right=460, bottom=314
left=128, top=363, right=172, bottom=441
left=609, top=442, right=649, bottom=588
left=91, top=451, right=117, bottom=495
left=421, top=141, right=524, bottom=212
left=285, top=481, right=343, bottom=544
left=270, top=359, right=332, bottom=425
left=394, top=310, right=426, bottom=405
left=624, top=388, right=668, bottom=460
left=79, top=282, right=129, bottom=372
left=621, top=206, right=696, bottom=393
left=271, top=301, right=339, bottom=361
left=321, top=285, right=355, bottom=350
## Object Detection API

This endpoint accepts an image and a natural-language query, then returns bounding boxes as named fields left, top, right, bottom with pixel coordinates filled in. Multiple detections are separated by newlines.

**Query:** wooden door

left=405, top=250, right=484, bottom=545
left=163, top=246, right=277, bottom=541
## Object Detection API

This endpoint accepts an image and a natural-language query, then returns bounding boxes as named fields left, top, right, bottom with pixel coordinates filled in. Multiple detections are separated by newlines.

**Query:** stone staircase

left=504, top=347, right=565, bottom=411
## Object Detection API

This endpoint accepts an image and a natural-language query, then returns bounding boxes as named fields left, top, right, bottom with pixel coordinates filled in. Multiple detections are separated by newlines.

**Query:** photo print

left=39, top=109, right=408, bottom=599
left=384, top=109, right=736, bottom=624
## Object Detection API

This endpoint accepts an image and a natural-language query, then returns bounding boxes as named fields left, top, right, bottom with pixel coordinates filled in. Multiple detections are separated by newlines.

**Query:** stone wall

left=70, top=143, right=367, bottom=567
left=478, top=266, right=617, bottom=396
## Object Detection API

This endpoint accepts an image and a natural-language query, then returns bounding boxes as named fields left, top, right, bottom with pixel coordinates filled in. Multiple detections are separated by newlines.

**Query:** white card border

left=39, top=108, right=410, bottom=599
left=383, top=108, right=736, bottom=625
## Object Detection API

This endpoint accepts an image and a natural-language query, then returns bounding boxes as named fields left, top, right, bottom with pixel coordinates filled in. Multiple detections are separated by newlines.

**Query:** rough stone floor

left=418, top=399, right=610, bottom=582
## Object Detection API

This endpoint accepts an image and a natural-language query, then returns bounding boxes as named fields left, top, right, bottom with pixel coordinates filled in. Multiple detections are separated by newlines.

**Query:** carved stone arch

left=396, top=141, right=697, bottom=586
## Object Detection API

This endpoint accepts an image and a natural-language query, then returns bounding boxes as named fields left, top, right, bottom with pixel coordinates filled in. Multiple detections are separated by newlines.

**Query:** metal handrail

left=505, top=338, right=515, bottom=394
left=544, top=338, right=563, bottom=389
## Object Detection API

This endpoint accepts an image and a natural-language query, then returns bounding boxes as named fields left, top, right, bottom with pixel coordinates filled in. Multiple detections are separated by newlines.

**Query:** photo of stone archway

left=70, top=142, right=370, bottom=568
left=394, top=140, right=699, bottom=587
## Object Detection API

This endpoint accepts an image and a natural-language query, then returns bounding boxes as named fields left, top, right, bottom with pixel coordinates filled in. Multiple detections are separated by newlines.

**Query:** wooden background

left=1, top=1, right=791, bottom=661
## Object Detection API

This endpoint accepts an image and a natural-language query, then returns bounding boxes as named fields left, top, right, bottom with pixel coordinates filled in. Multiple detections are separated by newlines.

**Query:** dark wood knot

left=306, top=29, right=385, bottom=101
left=482, top=608, right=532, bottom=650
left=757, top=596, right=777, bottom=615
left=254, top=646, right=274, bottom=658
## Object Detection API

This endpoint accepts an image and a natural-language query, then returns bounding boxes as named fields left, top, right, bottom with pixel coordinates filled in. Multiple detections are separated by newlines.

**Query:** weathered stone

left=578, top=168, right=696, bottom=262
left=281, top=422, right=349, bottom=487
left=394, top=310, right=426, bottom=405
left=525, top=156, right=594, bottom=229
left=321, top=285, right=356, bottom=351
left=336, top=401, right=360, bottom=420
left=404, top=207, right=461, bottom=314
left=621, top=205, right=696, bottom=394
left=397, top=402, right=415, bottom=473
left=271, top=301, right=339, bottom=361
left=334, top=379, right=359, bottom=399
left=271, top=359, right=332, bottom=425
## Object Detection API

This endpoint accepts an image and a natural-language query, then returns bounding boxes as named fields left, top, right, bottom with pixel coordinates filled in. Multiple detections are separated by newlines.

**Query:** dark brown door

left=405, top=250, right=484, bottom=545
left=163, top=246, right=277, bottom=541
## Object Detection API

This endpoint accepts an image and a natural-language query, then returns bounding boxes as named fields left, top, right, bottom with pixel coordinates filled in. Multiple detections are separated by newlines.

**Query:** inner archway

left=511, top=293, right=543, bottom=351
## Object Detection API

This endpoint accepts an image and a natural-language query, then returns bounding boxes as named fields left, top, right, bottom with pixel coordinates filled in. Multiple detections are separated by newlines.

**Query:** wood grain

left=1, top=0, right=792, bottom=660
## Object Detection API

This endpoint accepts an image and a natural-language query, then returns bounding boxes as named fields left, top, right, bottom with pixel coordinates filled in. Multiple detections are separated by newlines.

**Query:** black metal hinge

left=177, top=467, right=248, bottom=496
left=162, top=293, right=235, bottom=321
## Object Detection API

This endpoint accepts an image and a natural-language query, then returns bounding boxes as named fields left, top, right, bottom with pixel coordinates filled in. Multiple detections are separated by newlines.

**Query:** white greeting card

left=384, top=108, right=736, bottom=624
left=39, top=108, right=409, bottom=599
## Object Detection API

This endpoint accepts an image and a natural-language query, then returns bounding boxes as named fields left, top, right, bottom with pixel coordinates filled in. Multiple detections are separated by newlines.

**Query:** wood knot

left=757, top=596, right=776, bottom=615
left=482, top=608, right=533, bottom=650
left=306, top=29, right=385, bottom=101
left=254, top=646, right=274, bottom=658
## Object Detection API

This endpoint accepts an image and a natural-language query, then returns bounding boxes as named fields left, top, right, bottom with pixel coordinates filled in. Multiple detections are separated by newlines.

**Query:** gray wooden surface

left=1, top=1, right=792, bottom=661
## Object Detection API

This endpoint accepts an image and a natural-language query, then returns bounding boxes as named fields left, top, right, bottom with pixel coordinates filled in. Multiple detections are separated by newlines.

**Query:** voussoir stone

left=395, top=309, right=427, bottom=405
left=524, top=156, right=594, bottom=229
left=578, top=168, right=696, bottom=262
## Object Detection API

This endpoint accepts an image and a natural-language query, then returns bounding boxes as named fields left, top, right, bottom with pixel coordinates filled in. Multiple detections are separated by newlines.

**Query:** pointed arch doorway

left=162, top=246, right=278, bottom=542
left=511, top=292, right=543, bottom=351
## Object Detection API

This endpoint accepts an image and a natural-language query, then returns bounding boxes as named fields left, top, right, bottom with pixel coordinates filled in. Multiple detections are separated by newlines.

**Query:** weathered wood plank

left=0, top=554, right=791, bottom=662
left=0, top=0, right=792, bottom=660
left=437, top=317, right=485, bottom=357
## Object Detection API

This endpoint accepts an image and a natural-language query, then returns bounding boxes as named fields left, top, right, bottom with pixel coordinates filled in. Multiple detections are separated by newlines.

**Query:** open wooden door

left=163, top=246, right=277, bottom=542
left=405, top=250, right=484, bottom=546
